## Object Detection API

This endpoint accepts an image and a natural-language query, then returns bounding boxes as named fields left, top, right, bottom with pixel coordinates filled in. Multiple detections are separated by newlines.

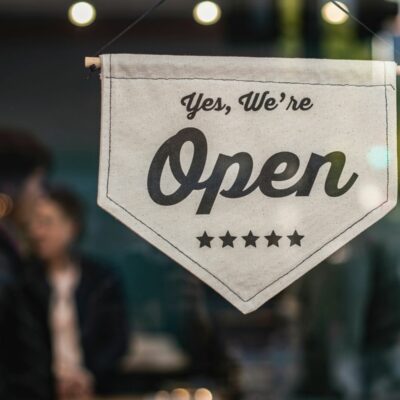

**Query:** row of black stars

left=197, top=230, right=304, bottom=248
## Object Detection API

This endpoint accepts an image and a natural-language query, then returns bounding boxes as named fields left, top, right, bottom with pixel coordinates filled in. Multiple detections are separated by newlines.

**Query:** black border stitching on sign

left=104, top=77, right=395, bottom=91
left=105, top=54, right=392, bottom=303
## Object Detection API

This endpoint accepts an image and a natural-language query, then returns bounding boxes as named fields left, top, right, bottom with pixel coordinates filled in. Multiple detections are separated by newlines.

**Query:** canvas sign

left=98, top=54, right=397, bottom=313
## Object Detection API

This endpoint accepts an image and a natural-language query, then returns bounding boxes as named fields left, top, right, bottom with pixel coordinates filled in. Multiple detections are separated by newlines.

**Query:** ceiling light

left=68, top=2, right=96, bottom=27
left=321, top=1, right=349, bottom=25
left=193, top=1, right=222, bottom=26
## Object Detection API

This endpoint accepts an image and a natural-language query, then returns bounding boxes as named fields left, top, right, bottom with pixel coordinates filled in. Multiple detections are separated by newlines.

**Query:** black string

left=89, top=0, right=398, bottom=70
left=330, top=0, right=400, bottom=60
left=94, top=0, right=169, bottom=57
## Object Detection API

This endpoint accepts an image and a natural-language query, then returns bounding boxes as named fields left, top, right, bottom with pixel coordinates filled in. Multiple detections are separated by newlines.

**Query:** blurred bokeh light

left=68, top=1, right=96, bottom=27
left=367, top=145, right=390, bottom=170
left=193, top=1, right=221, bottom=26
left=321, top=1, right=350, bottom=25
left=194, top=388, right=213, bottom=400
left=0, top=194, right=13, bottom=219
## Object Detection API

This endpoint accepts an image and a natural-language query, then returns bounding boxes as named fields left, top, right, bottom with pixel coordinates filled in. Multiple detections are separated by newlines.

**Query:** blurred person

left=293, top=227, right=400, bottom=400
left=27, top=187, right=129, bottom=400
left=0, top=128, right=53, bottom=399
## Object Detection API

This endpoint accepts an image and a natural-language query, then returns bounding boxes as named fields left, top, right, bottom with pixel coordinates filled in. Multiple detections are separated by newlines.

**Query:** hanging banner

left=98, top=54, right=397, bottom=313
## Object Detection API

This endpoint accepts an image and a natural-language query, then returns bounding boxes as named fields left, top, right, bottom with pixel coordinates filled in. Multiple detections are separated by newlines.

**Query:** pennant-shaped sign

left=98, top=54, right=397, bottom=313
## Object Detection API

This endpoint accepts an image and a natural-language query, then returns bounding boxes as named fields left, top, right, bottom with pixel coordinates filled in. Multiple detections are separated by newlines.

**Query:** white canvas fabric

left=98, top=54, right=397, bottom=314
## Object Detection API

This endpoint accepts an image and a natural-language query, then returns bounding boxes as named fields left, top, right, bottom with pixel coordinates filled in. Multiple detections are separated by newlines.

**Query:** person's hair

left=0, top=128, right=52, bottom=187
left=46, top=187, right=85, bottom=239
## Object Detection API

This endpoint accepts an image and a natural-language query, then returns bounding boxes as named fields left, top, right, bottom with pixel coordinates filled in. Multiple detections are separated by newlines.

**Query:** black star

left=197, top=231, right=213, bottom=248
left=220, top=231, right=237, bottom=248
left=242, top=231, right=259, bottom=248
left=288, top=230, right=304, bottom=247
left=265, top=231, right=282, bottom=247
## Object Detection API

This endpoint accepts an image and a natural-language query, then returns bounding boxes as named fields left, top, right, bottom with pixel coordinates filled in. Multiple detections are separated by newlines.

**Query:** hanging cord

left=330, top=0, right=400, bottom=60
left=87, top=0, right=168, bottom=73
left=88, top=0, right=399, bottom=71
left=92, top=0, right=168, bottom=60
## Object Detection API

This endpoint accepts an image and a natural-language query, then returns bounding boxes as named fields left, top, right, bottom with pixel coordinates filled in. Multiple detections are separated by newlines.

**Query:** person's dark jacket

left=25, top=256, right=129, bottom=392
left=294, top=223, right=400, bottom=400
left=0, top=228, right=53, bottom=400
